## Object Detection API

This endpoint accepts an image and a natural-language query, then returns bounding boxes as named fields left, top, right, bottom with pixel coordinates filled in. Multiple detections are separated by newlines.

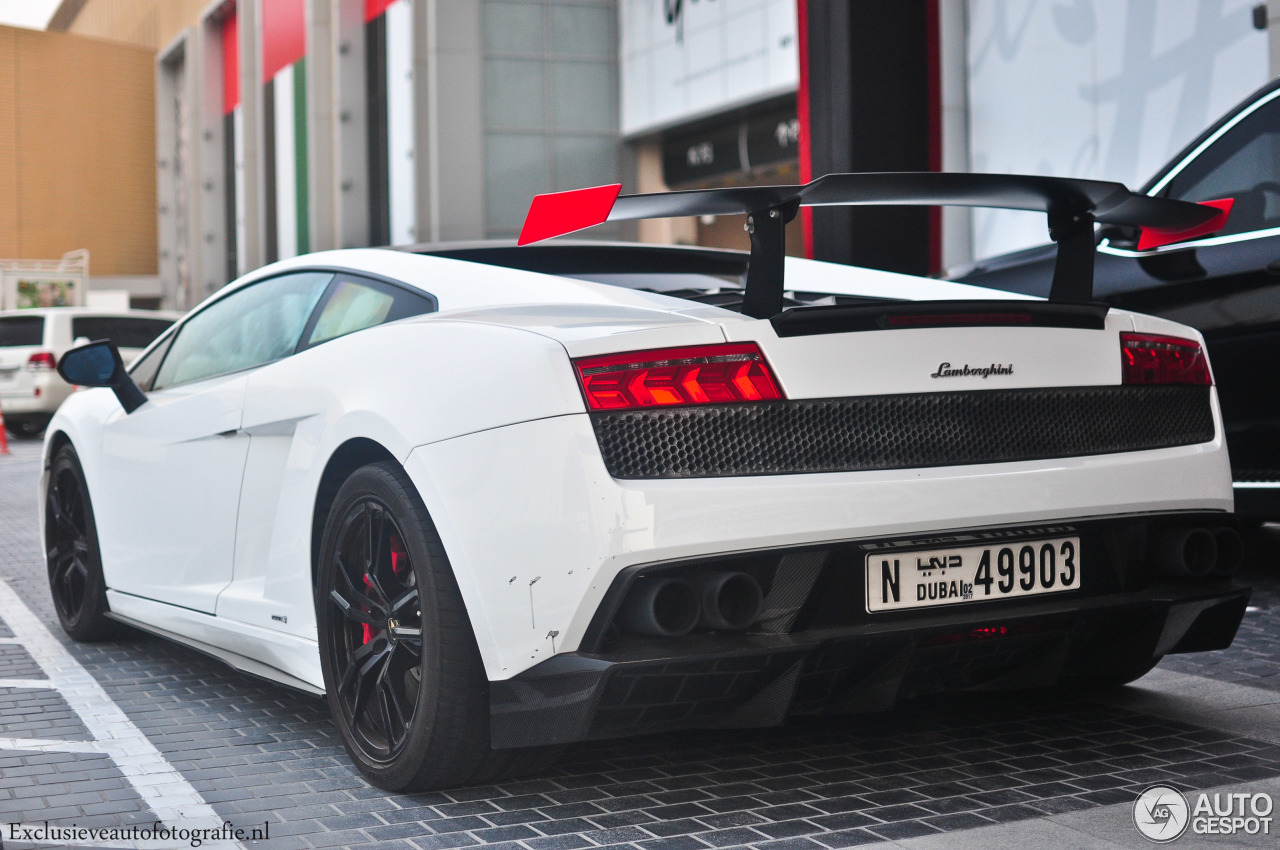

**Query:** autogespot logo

left=1134, top=785, right=1190, bottom=843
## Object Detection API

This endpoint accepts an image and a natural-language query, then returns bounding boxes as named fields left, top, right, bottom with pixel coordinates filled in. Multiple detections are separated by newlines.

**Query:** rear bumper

left=0, top=373, right=70, bottom=414
left=490, top=581, right=1249, bottom=748
left=405, top=411, right=1233, bottom=681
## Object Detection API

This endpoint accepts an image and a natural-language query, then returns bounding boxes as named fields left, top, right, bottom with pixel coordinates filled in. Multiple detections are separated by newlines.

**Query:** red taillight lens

left=26, top=351, right=56, bottom=371
left=1120, top=333, right=1212, bottom=386
left=574, top=343, right=784, bottom=410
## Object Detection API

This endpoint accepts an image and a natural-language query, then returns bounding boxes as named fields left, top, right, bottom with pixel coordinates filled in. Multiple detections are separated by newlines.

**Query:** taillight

left=1120, top=333, right=1212, bottom=385
left=26, top=351, right=56, bottom=371
left=574, top=342, right=784, bottom=410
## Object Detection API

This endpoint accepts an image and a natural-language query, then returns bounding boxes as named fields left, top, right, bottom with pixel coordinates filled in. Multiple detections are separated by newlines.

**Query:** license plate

left=865, top=535, right=1080, bottom=612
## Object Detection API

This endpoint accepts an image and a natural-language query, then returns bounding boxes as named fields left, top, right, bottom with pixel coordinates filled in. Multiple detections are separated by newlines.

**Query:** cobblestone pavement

left=2, top=436, right=1280, bottom=849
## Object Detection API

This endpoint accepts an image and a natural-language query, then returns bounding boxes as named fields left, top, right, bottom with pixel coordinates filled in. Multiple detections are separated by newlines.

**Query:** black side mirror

left=57, top=340, right=147, bottom=414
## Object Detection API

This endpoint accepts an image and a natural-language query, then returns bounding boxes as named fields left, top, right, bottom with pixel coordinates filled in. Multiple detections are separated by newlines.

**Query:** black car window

left=1163, top=95, right=1280, bottom=236
left=71, top=316, right=174, bottom=349
left=127, top=329, right=176, bottom=392
left=152, top=272, right=332, bottom=390
left=301, top=276, right=435, bottom=349
left=0, top=316, right=44, bottom=347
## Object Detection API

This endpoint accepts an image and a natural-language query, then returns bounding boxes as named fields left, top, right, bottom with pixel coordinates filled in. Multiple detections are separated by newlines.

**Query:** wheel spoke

left=328, top=589, right=384, bottom=627
left=69, top=489, right=86, bottom=536
left=390, top=586, right=418, bottom=615
left=54, top=511, right=79, bottom=541
left=371, top=507, right=387, bottom=577
left=338, top=639, right=381, bottom=693
left=47, top=489, right=65, bottom=526
left=388, top=624, right=421, bottom=643
left=374, top=654, right=398, bottom=744
left=376, top=674, right=405, bottom=747
left=348, top=644, right=389, bottom=727
left=334, top=555, right=386, bottom=617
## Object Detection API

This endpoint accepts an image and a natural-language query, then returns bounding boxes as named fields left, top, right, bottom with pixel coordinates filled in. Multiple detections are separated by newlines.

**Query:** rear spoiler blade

left=518, top=172, right=1230, bottom=319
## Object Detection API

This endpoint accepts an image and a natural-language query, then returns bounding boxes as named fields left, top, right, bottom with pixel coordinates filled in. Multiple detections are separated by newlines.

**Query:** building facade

left=56, top=0, right=623, bottom=311
left=0, top=24, right=158, bottom=302
left=43, top=0, right=1280, bottom=308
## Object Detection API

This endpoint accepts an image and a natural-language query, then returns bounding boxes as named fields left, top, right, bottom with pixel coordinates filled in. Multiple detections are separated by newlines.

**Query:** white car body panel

left=94, top=372, right=249, bottom=613
left=42, top=247, right=1235, bottom=693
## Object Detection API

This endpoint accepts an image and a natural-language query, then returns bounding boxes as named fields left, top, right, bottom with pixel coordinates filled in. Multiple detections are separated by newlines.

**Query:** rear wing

left=517, top=173, right=1231, bottom=319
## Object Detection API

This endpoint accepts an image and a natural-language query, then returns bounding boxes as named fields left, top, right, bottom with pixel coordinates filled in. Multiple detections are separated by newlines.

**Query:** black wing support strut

left=517, top=172, right=1230, bottom=319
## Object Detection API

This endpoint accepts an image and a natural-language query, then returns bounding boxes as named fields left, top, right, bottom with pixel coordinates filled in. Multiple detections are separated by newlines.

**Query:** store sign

left=622, top=0, right=799, bottom=136
left=663, top=105, right=798, bottom=185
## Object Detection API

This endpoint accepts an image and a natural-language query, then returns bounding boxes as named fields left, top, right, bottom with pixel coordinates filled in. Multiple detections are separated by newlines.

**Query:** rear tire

left=316, top=461, right=560, bottom=790
left=45, top=445, right=126, bottom=642
left=6, top=414, right=49, bottom=439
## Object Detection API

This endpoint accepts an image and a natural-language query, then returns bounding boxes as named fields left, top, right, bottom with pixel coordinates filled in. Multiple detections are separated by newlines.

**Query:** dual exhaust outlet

left=1153, top=526, right=1243, bottom=578
left=617, top=571, right=764, bottom=637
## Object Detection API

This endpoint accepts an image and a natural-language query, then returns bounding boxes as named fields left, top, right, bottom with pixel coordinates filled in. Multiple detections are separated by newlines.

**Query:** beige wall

left=0, top=26, right=157, bottom=275
left=54, top=0, right=212, bottom=52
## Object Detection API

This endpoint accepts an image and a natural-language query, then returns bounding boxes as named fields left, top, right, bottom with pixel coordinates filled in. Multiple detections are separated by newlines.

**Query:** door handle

left=1266, top=259, right=1280, bottom=276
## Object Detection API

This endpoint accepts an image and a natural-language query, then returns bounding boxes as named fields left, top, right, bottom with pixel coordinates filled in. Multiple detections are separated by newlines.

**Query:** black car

left=958, top=78, right=1280, bottom=519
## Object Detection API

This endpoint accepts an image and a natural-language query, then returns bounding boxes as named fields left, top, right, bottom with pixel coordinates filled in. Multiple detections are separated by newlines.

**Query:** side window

left=153, top=272, right=332, bottom=390
left=128, top=330, right=176, bottom=391
left=1163, top=96, right=1280, bottom=236
left=302, top=276, right=435, bottom=348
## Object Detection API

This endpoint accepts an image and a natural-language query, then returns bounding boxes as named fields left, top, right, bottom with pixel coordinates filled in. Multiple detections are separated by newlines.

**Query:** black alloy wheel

left=326, top=498, right=424, bottom=762
left=317, top=460, right=563, bottom=790
left=45, top=445, right=125, bottom=641
left=317, top=461, right=490, bottom=790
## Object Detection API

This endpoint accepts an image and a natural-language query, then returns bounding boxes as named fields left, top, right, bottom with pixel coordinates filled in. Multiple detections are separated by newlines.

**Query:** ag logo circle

left=1133, top=785, right=1190, bottom=842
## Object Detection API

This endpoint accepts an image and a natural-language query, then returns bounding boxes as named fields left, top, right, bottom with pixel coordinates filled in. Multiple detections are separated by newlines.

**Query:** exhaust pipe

left=688, top=571, right=764, bottom=631
left=1213, top=528, right=1244, bottom=575
left=1153, top=528, right=1217, bottom=578
left=616, top=578, right=700, bottom=636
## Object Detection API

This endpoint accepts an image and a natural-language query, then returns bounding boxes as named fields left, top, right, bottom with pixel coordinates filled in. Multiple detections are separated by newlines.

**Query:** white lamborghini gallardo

left=42, top=173, right=1249, bottom=790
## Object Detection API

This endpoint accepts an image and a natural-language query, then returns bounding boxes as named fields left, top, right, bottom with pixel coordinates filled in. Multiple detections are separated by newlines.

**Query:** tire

left=45, top=445, right=127, bottom=642
left=6, top=414, right=49, bottom=439
left=316, top=461, right=559, bottom=791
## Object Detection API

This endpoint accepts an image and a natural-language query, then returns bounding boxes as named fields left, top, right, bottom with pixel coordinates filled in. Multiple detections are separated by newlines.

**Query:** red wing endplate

left=517, top=184, right=622, bottom=245
left=1137, top=198, right=1234, bottom=250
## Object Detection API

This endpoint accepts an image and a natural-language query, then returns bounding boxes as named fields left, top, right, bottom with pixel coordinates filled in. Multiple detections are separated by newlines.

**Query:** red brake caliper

left=362, top=574, right=379, bottom=645
left=390, top=534, right=407, bottom=578
left=361, top=535, right=408, bottom=645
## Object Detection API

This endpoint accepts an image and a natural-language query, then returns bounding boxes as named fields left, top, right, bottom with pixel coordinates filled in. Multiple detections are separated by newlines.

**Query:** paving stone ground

left=2, top=436, right=1280, bottom=849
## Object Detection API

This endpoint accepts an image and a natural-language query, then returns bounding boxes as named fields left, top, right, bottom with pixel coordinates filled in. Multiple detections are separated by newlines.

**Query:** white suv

left=0, top=308, right=179, bottom=437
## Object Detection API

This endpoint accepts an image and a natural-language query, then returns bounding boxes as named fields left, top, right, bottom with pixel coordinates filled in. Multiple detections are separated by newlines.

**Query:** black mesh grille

left=590, top=385, right=1214, bottom=479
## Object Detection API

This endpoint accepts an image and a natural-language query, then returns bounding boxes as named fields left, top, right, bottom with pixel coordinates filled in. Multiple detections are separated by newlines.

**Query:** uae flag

left=221, top=7, right=244, bottom=278
left=365, top=0, right=416, bottom=246
left=263, top=0, right=309, bottom=260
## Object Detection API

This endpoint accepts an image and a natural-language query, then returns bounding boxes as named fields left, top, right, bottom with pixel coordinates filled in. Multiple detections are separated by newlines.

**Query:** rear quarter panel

left=221, top=317, right=591, bottom=644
